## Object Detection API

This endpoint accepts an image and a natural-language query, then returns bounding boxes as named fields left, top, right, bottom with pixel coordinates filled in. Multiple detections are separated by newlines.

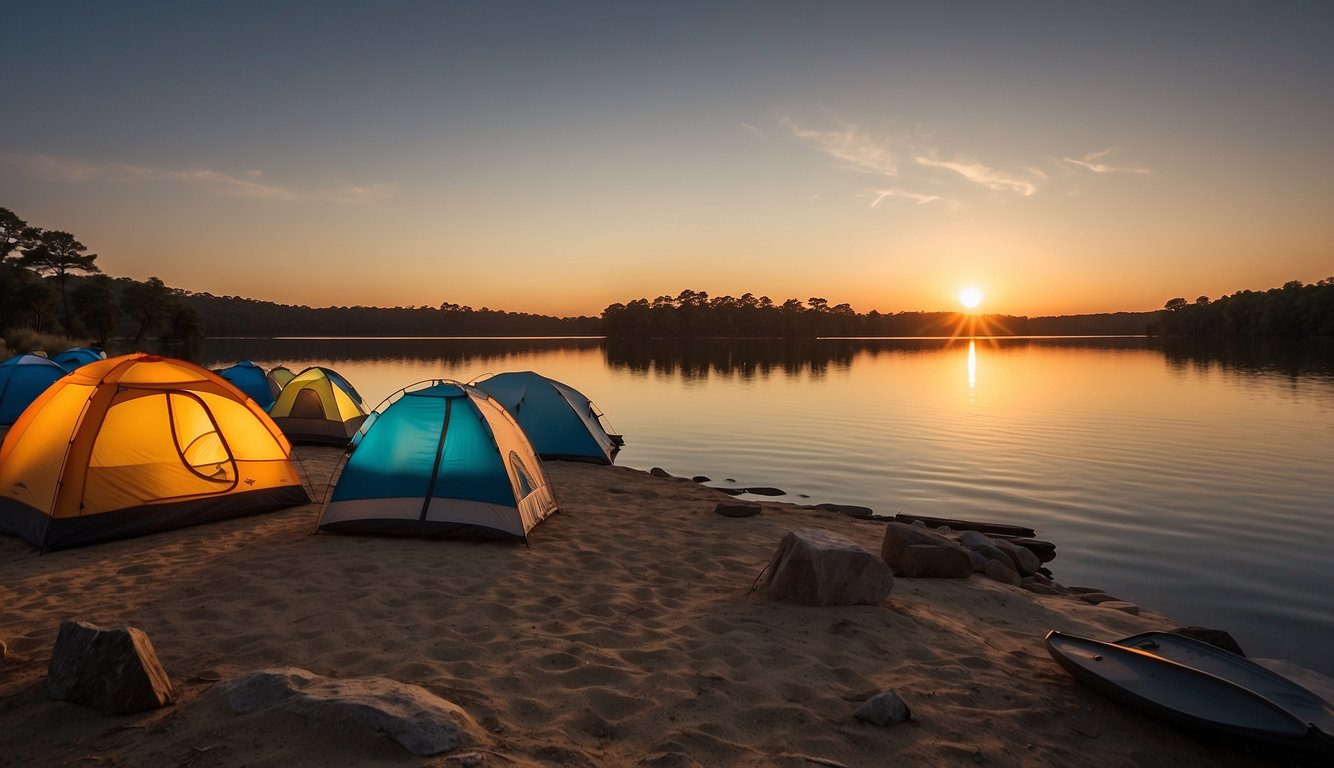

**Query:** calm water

left=203, top=336, right=1334, bottom=675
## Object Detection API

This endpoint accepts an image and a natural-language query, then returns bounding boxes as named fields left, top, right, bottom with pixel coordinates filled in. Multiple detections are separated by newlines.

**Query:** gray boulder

left=991, top=539, right=1041, bottom=576
left=223, top=667, right=486, bottom=756
left=714, top=501, right=761, bottom=518
left=983, top=558, right=1021, bottom=586
left=854, top=690, right=912, bottom=726
left=766, top=529, right=893, bottom=606
left=899, top=544, right=973, bottom=579
left=880, top=522, right=964, bottom=571
left=45, top=620, right=175, bottom=715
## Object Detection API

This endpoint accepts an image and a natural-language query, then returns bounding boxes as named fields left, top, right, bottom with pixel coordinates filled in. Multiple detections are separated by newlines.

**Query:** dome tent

left=0, top=353, right=68, bottom=427
left=318, top=381, right=556, bottom=541
left=0, top=353, right=309, bottom=550
left=215, top=360, right=279, bottom=409
left=473, top=371, right=622, bottom=464
left=267, top=365, right=296, bottom=392
left=50, top=346, right=106, bottom=371
left=267, top=366, right=369, bottom=445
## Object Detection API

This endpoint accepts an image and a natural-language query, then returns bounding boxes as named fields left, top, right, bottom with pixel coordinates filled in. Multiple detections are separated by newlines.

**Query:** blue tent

left=318, top=381, right=556, bottom=541
left=50, top=347, right=106, bottom=371
left=0, top=354, right=69, bottom=426
left=474, top=371, right=621, bottom=464
left=215, top=360, right=278, bottom=409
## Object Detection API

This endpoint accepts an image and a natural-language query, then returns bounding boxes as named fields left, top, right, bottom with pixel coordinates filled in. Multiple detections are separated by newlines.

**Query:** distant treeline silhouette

left=601, top=290, right=1155, bottom=338
left=180, top=293, right=600, bottom=338
left=1153, top=278, right=1334, bottom=337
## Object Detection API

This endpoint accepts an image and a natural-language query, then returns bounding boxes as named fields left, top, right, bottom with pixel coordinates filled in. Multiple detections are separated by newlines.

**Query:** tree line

left=1, top=205, right=597, bottom=357
left=1, top=207, right=203, bottom=355
left=1153, top=279, right=1334, bottom=337
left=601, top=290, right=1156, bottom=338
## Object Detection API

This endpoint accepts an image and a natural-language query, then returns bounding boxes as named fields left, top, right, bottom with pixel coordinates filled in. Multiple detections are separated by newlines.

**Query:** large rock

left=990, top=539, right=1041, bottom=576
left=45, top=620, right=175, bottom=715
left=983, top=558, right=1021, bottom=586
left=880, top=522, right=966, bottom=571
left=898, top=544, right=973, bottom=579
left=714, top=501, right=761, bottom=518
left=223, top=667, right=486, bottom=756
left=766, top=529, right=893, bottom=606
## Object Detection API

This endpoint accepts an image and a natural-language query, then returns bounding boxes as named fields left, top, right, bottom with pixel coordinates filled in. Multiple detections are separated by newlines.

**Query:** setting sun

left=959, top=286, right=984, bottom=309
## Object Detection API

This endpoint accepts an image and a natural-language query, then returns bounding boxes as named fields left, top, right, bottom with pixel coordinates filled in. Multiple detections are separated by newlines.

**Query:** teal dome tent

left=473, top=371, right=622, bottom=464
left=318, top=381, right=557, bottom=541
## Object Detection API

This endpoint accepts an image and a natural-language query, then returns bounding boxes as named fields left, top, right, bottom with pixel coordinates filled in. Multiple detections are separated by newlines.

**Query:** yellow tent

left=0, top=353, right=310, bottom=550
left=268, top=366, right=369, bottom=445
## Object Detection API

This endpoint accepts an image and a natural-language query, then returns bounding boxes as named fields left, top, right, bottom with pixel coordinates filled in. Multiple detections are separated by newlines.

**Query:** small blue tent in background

left=474, top=371, right=622, bottom=464
left=318, top=381, right=557, bottom=540
left=215, top=360, right=278, bottom=409
left=50, top=347, right=106, bottom=371
left=0, top=354, right=69, bottom=426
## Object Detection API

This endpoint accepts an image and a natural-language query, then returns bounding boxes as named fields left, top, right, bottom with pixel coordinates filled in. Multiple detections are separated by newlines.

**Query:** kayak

left=1044, top=630, right=1334, bottom=761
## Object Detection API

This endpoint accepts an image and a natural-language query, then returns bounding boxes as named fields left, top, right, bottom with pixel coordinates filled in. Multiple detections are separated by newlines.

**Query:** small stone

left=855, top=690, right=912, bottom=726
left=649, top=467, right=672, bottom=478
left=1078, top=592, right=1123, bottom=605
left=1022, top=582, right=1064, bottom=596
left=714, top=501, right=761, bottom=518
left=983, top=558, right=1021, bottom=586
left=741, top=486, right=785, bottom=496
left=691, top=475, right=710, bottom=483
left=815, top=503, right=875, bottom=519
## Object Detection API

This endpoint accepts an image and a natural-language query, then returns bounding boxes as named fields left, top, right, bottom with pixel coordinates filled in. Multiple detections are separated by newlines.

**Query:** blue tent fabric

left=319, top=382, right=556, bottom=540
left=50, top=347, right=106, bottom=371
left=0, top=354, right=68, bottom=426
left=474, top=371, right=620, bottom=464
left=215, top=360, right=277, bottom=409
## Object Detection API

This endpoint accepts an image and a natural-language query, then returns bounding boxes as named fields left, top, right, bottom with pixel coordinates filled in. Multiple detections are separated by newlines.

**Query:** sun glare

left=959, top=286, right=983, bottom=310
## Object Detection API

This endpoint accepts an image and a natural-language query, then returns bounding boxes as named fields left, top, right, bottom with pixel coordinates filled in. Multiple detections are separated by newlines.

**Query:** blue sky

left=3, top=1, right=1332, bottom=316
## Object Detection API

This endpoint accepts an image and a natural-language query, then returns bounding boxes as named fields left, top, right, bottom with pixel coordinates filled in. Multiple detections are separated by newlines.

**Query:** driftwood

left=893, top=513, right=1036, bottom=538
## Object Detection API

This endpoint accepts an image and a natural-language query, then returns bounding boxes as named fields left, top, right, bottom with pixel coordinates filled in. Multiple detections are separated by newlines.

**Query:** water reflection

left=968, top=339, right=977, bottom=393
left=602, top=338, right=852, bottom=380
left=1153, top=337, right=1334, bottom=381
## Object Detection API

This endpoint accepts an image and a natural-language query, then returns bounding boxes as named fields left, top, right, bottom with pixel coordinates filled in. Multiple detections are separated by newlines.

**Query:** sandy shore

left=0, top=446, right=1304, bottom=766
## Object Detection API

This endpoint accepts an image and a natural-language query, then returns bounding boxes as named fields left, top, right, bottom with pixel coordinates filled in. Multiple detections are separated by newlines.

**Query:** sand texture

left=0, top=447, right=1294, bottom=766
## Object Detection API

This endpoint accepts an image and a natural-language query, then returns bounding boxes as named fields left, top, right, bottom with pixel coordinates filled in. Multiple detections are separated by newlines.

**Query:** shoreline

left=0, top=447, right=1319, bottom=766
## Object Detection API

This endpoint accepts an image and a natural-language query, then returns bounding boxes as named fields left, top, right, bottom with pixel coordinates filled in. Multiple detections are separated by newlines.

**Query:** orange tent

left=0, top=354, right=310, bottom=550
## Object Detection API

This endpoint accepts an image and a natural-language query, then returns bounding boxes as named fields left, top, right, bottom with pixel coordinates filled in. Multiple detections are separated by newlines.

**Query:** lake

left=202, top=335, right=1334, bottom=675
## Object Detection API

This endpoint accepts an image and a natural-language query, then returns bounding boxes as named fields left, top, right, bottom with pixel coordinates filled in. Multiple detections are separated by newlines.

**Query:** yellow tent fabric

left=0, top=353, right=310, bottom=550
left=268, top=366, right=369, bottom=445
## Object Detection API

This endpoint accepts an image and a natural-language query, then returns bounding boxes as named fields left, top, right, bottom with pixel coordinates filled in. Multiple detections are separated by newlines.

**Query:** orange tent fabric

left=0, top=354, right=309, bottom=550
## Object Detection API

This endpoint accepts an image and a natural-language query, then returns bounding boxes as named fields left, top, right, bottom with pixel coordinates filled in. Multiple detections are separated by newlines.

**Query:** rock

left=968, top=551, right=989, bottom=573
left=880, top=522, right=964, bottom=571
left=899, top=544, right=973, bottom=579
left=1101, top=601, right=1140, bottom=615
left=223, top=667, right=486, bottom=756
left=1170, top=627, right=1246, bottom=656
left=649, top=467, right=672, bottom=478
left=971, top=542, right=1019, bottom=572
left=1077, top=592, right=1124, bottom=605
left=713, top=487, right=745, bottom=496
left=45, top=620, right=175, bottom=715
left=741, top=486, right=786, bottom=496
left=1021, top=581, right=1064, bottom=596
left=990, top=539, right=1041, bottom=576
left=1066, top=586, right=1105, bottom=594
left=854, top=690, right=912, bottom=726
left=815, top=503, right=875, bottom=519
left=983, top=558, right=1021, bottom=586
left=766, top=529, right=894, bottom=606
left=958, top=530, right=993, bottom=549
left=714, top=501, right=761, bottom=518
left=691, top=475, right=710, bottom=483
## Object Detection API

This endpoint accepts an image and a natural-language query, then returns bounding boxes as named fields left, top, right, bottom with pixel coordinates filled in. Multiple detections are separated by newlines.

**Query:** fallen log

left=892, top=513, right=1036, bottom=539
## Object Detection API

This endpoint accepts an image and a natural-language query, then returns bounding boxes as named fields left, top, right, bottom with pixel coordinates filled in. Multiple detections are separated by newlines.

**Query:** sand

left=0, top=446, right=1297, bottom=767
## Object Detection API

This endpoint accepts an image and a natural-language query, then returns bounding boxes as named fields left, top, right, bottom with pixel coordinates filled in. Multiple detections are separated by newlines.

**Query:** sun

left=958, top=286, right=983, bottom=310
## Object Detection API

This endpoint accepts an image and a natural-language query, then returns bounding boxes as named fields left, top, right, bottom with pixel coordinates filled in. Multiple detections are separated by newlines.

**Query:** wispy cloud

left=1063, top=147, right=1151, bottom=175
left=913, top=153, right=1042, bottom=196
left=1, top=152, right=394, bottom=203
left=740, top=122, right=766, bottom=139
left=781, top=117, right=900, bottom=176
left=867, top=188, right=943, bottom=207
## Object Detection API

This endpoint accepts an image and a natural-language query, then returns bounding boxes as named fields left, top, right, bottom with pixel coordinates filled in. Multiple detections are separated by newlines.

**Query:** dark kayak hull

left=1045, top=630, right=1334, bottom=761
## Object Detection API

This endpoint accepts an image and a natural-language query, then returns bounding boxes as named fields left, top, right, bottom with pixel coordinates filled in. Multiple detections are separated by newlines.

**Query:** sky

left=3, top=1, right=1332, bottom=318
